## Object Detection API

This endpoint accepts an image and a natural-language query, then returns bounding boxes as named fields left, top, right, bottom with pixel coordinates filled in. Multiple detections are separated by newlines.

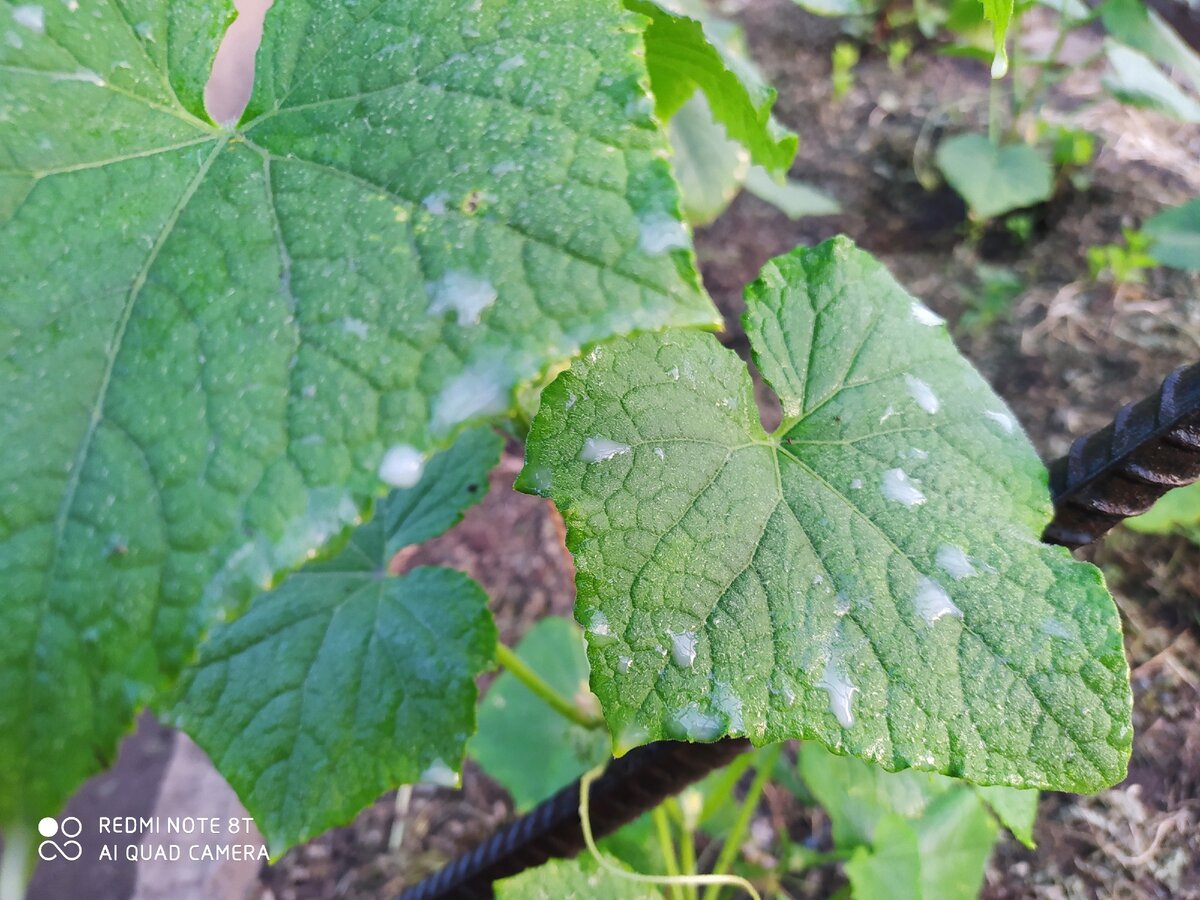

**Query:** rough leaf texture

left=519, top=237, right=1132, bottom=792
left=168, top=427, right=502, bottom=854
left=0, top=0, right=716, bottom=824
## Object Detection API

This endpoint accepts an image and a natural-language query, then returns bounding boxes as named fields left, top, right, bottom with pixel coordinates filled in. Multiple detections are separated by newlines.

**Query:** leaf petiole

left=493, top=642, right=604, bottom=730
left=653, top=805, right=687, bottom=900
left=668, top=798, right=700, bottom=900
left=702, top=743, right=784, bottom=900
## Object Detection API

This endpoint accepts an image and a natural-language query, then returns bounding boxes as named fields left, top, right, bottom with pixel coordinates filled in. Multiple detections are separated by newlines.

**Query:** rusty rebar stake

left=1045, top=362, right=1200, bottom=548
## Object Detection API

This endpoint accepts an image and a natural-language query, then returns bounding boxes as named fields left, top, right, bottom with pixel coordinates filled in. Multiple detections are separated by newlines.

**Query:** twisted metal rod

left=1044, top=362, right=1200, bottom=548
left=401, top=360, right=1200, bottom=899
left=399, top=739, right=750, bottom=899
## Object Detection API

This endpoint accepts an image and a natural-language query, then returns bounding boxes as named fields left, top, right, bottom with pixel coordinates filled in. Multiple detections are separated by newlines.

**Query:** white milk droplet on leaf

left=985, top=409, right=1016, bottom=433
left=881, top=468, right=926, bottom=507
left=818, top=651, right=858, bottom=728
left=935, top=544, right=976, bottom=580
left=910, top=301, right=944, bottom=326
left=1042, top=618, right=1073, bottom=640
left=341, top=317, right=370, bottom=339
left=587, top=610, right=615, bottom=646
left=637, top=213, right=689, bottom=255
left=378, top=444, right=424, bottom=488
left=422, top=191, right=449, bottom=214
left=912, top=576, right=963, bottom=624
left=419, top=758, right=460, bottom=788
left=904, top=374, right=940, bottom=414
left=580, top=437, right=631, bottom=463
left=665, top=704, right=724, bottom=741
left=427, top=271, right=497, bottom=326
left=432, top=368, right=508, bottom=431
left=13, top=5, right=44, bottom=32
left=668, top=630, right=698, bottom=668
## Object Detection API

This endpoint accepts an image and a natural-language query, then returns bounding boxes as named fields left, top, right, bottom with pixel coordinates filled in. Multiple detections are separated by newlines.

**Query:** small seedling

left=833, top=41, right=861, bottom=101
left=1088, top=228, right=1160, bottom=285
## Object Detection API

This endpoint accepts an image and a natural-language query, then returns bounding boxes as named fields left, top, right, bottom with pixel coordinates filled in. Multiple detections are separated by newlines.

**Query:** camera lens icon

left=37, top=816, right=82, bottom=861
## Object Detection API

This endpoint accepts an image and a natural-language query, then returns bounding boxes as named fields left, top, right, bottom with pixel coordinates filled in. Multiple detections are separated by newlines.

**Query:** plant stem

left=1010, top=8, right=1072, bottom=135
left=808, top=849, right=854, bottom=867
left=669, top=799, right=699, bottom=900
left=493, top=643, right=603, bottom=730
left=701, top=743, right=784, bottom=900
left=652, top=805, right=687, bottom=900
left=988, top=75, right=1003, bottom=146
left=0, top=826, right=31, bottom=900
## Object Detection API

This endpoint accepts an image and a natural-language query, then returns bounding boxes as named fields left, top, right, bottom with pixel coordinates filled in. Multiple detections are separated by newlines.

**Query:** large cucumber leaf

left=167, top=427, right=502, bottom=855
left=0, top=0, right=717, bottom=826
left=519, top=237, right=1132, bottom=792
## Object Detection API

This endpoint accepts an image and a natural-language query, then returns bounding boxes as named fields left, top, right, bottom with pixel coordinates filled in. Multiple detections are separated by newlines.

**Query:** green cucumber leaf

left=1142, top=197, right=1200, bottom=271
left=844, top=793, right=998, bottom=900
left=800, top=745, right=1004, bottom=898
left=469, top=616, right=611, bottom=811
left=1103, top=40, right=1200, bottom=122
left=668, top=92, right=750, bottom=226
left=1100, top=0, right=1200, bottom=90
left=845, top=818, right=925, bottom=900
left=167, top=427, right=502, bottom=855
left=519, top=237, right=1132, bottom=792
left=935, top=134, right=1053, bottom=219
left=1126, top=481, right=1200, bottom=539
left=975, top=784, right=1039, bottom=848
left=799, top=743, right=955, bottom=848
left=0, top=0, right=717, bottom=825
left=494, top=857, right=661, bottom=899
left=744, top=166, right=842, bottom=219
left=627, top=0, right=798, bottom=173
left=379, top=425, right=503, bottom=553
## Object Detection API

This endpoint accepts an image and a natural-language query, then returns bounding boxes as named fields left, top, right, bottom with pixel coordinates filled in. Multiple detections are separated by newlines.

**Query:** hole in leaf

left=204, top=0, right=273, bottom=126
